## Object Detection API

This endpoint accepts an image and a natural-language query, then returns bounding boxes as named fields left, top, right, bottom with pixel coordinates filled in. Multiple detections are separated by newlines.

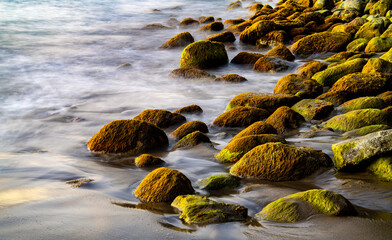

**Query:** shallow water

left=1, top=0, right=391, bottom=239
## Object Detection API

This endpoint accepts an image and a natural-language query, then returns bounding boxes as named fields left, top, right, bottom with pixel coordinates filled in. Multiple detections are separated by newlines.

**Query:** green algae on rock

left=239, top=20, right=278, bottom=44
left=324, top=52, right=357, bottom=63
left=206, top=31, right=236, bottom=43
left=232, top=121, right=277, bottom=140
left=316, top=90, right=350, bottom=106
left=160, top=32, right=194, bottom=49
left=367, top=156, right=392, bottom=181
left=230, top=142, right=332, bottom=181
left=257, top=30, right=289, bottom=48
left=213, top=106, right=270, bottom=128
left=213, top=74, right=247, bottom=83
left=231, top=52, right=264, bottom=65
left=296, top=60, right=328, bottom=78
left=169, top=68, right=216, bottom=80
left=171, top=131, right=211, bottom=151
left=134, top=167, right=194, bottom=202
left=197, top=174, right=240, bottom=190
left=173, top=104, right=203, bottom=115
left=198, top=21, right=224, bottom=32
left=364, top=37, right=392, bottom=53
left=87, top=119, right=168, bottom=154
left=380, top=47, right=392, bottom=63
left=378, top=91, right=392, bottom=105
left=135, top=154, right=165, bottom=167
left=180, top=40, right=228, bottom=69
left=215, top=134, right=286, bottom=163
left=171, top=195, right=248, bottom=224
left=362, top=58, right=392, bottom=74
left=265, top=44, right=295, bottom=61
left=274, top=74, right=323, bottom=98
left=354, top=19, right=388, bottom=40
left=338, top=97, right=386, bottom=113
left=265, top=106, right=305, bottom=134
left=253, top=56, right=292, bottom=73
left=342, top=125, right=391, bottom=138
left=292, top=99, right=334, bottom=120
left=346, top=38, right=369, bottom=52
left=133, top=109, right=186, bottom=128
left=257, top=189, right=356, bottom=223
left=170, top=120, right=208, bottom=140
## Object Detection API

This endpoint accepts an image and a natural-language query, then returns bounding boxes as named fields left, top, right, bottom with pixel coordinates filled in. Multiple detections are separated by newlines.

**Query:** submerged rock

left=274, top=74, right=323, bottom=98
left=179, top=17, right=200, bottom=28
left=135, top=154, right=165, bottom=167
left=197, top=174, right=240, bottom=190
left=169, top=68, right=216, bottom=80
left=87, top=119, right=168, bottom=154
left=173, top=104, right=203, bottom=115
left=213, top=106, right=270, bottom=127
left=170, top=121, right=208, bottom=140
left=291, top=99, right=334, bottom=120
left=213, top=74, right=247, bottom=83
left=133, top=109, right=186, bottom=128
left=265, top=106, right=305, bottom=134
left=160, top=32, right=194, bottom=49
left=232, top=121, right=277, bottom=140
left=134, top=167, right=194, bottom=202
left=171, top=131, right=211, bottom=150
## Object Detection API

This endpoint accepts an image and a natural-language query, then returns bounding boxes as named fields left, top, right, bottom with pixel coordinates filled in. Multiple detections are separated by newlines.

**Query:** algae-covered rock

left=325, top=52, right=357, bottom=63
left=380, top=47, right=392, bottom=63
left=369, top=0, right=392, bottom=16
left=198, top=21, right=224, bottom=32
left=354, top=20, right=387, bottom=40
left=342, top=125, right=391, bottom=138
left=171, top=131, right=211, bottom=150
left=179, top=17, right=200, bottom=28
left=240, top=20, right=277, bottom=44
left=301, top=127, right=338, bottom=138
left=133, top=109, right=186, bottom=128
left=215, top=134, right=287, bottom=163
left=231, top=52, right=264, bottom=65
left=316, top=91, right=350, bottom=106
left=257, top=30, right=289, bottom=48
left=313, top=0, right=335, bottom=10
left=253, top=56, right=292, bottom=73
left=323, top=109, right=390, bottom=132
left=265, top=44, right=295, bottom=61
left=171, top=195, right=248, bottom=224
left=274, top=74, right=323, bottom=98
left=87, top=119, right=168, bottom=154
left=134, top=167, right=194, bottom=202
left=200, top=16, right=214, bottom=24
left=312, top=58, right=368, bottom=86
left=213, top=106, right=270, bottom=127
left=135, top=154, right=165, bottom=167
left=338, top=97, right=386, bottom=113
left=226, top=92, right=301, bottom=113
left=213, top=74, right=247, bottom=83
left=362, top=58, right=392, bottom=74
left=367, top=156, right=392, bottom=181
left=169, top=68, right=216, bottom=80
left=346, top=38, right=369, bottom=52
left=265, top=106, right=305, bottom=134
left=228, top=0, right=242, bottom=10
left=378, top=91, right=392, bottom=105
left=230, top=142, right=332, bottom=180
left=296, top=61, right=328, bottom=78
left=224, top=18, right=245, bottom=26
left=173, top=104, right=203, bottom=115
left=206, top=31, right=236, bottom=43
left=160, top=32, right=194, bottom=49
left=332, top=129, right=392, bottom=170
left=170, top=121, right=208, bottom=140
left=257, top=189, right=356, bottom=222
left=290, top=32, right=351, bottom=57
left=364, top=37, right=392, bottom=53
left=292, top=99, right=334, bottom=120
left=381, top=24, right=392, bottom=38
left=180, top=40, right=228, bottom=69
left=232, top=121, right=278, bottom=140
left=340, top=0, right=367, bottom=12
left=197, top=174, right=240, bottom=190
left=227, top=20, right=252, bottom=32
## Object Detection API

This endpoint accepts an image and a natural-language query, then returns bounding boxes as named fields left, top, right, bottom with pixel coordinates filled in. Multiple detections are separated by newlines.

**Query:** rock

left=362, top=58, right=392, bottom=74
left=257, top=189, right=356, bottom=223
left=170, top=121, right=208, bottom=140
left=226, top=92, right=301, bottom=113
left=173, top=104, right=203, bottom=115
left=135, top=154, right=165, bottom=167
left=332, top=129, right=392, bottom=170
left=198, top=21, right=224, bottom=32
left=380, top=47, right=392, bottom=63
left=227, top=20, right=252, bottom=32
left=290, top=32, right=351, bottom=57
left=274, top=74, right=323, bottom=98
left=292, top=99, right=334, bottom=120
left=179, top=17, right=200, bottom=28
left=249, top=3, right=264, bottom=12
left=171, top=131, right=211, bottom=150
left=231, top=52, right=264, bottom=65
left=239, top=20, right=277, bottom=44
left=197, top=174, right=240, bottom=190
left=180, top=40, right=228, bottom=69
left=342, top=125, right=391, bottom=138
left=313, top=0, right=335, bottom=10
left=134, top=167, right=194, bottom=202
left=171, top=195, right=248, bottom=224
left=167, top=18, right=180, bottom=26
left=340, top=0, right=367, bottom=12
left=378, top=91, right=392, bottom=105
left=169, top=68, right=216, bottom=80
left=265, top=106, right=305, bottom=134
left=301, top=127, right=338, bottom=138
left=325, top=52, right=357, bottom=63
left=354, top=20, right=387, bottom=40
left=381, top=24, right=392, bottom=38
left=323, top=109, right=390, bottom=132
left=338, top=97, right=386, bottom=113
left=257, top=30, right=289, bottom=48
left=253, top=56, right=292, bottom=72
left=224, top=18, right=245, bottom=26
left=232, top=121, right=278, bottom=140
left=228, top=0, right=242, bottom=10
left=316, top=91, right=350, bottom=106
left=200, top=16, right=214, bottom=24
left=364, top=37, right=392, bottom=53
left=369, top=0, right=392, bottom=16
left=346, top=38, right=369, bottom=52
left=133, top=109, right=186, bottom=128
left=206, top=31, right=236, bottom=43
left=66, top=178, right=94, bottom=188
left=213, top=106, right=270, bottom=127
left=296, top=61, right=328, bottom=78
left=230, top=142, right=332, bottom=180
left=160, top=32, right=194, bottom=49
left=367, top=156, right=392, bottom=181
left=312, top=58, right=368, bottom=86
left=87, top=119, right=168, bottom=154
left=215, top=134, right=286, bottom=163
left=265, top=44, right=295, bottom=61
left=213, top=74, right=247, bottom=83
left=142, top=23, right=170, bottom=30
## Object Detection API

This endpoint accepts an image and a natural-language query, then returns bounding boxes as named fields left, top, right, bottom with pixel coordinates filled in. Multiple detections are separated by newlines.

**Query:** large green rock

left=338, top=97, right=386, bottom=113
left=257, top=189, right=356, bottom=222
left=340, top=0, right=367, bottom=12
left=381, top=24, right=392, bottom=38
left=367, top=156, right=392, bottom=181
left=364, top=37, right=392, bottom=53
left=180, top=40, right=228, bottom=69
left=197, top=174, right=240, bottom=190
left=292, top=99, right=334, bottom=120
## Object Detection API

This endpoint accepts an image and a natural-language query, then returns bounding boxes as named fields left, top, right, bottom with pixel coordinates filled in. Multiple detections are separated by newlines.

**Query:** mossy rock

left=198, top=21, right=224, bottom=32
left=316, top=91, right=350, bottom=106
left=290, top=32, right=351, bottom=57
left=380, top=47, right=392, bottom=63
left=292, top=99, right=334, bottom=120
left=230, top=142, right=332, bottom=180
left=227, top=20, right=252, bottom=32
left=134, top=167, right=194, bottom=202
left=171, top=195, right=248, bottom=224
left=301, top=127, right=338, bottom=138
left=249, top=3, right=264, bottom=12
left=200, top=16, right=214, bottom=24
left=135, top=154, right=165, bottom=167
left=323, top=109, right=390, bottom=132
left=346, top=38, right=369, bottom=52
left=206, top=31, right=236, bottom=43
left=239, top=20, right=277, bottom=44
left=87, top=119, right=168, bottom=154
left=169, top=68, right=216, bottom=80
left=173, top=104, right=203, bottom=115
left=354, top=21, right=387, bottom=40
left=215, top=134, right=287, bottom=163
left=274, top=74, right=323, bottom=98
left=378, top=91, right=392, bottom=105
left=231, top=52, right=264, bottom=65
left=213, top=74, right=247, bottom=83
left=228, top=0, right=242, bottom=10
left=171, top=131, right=211, bottom=150
left=313, top=0, right=335, bottom=10
left=342, top=124, right=391, bottom=138
left=364, top=37, right=392, bottom=53
left=257, top=189, right=356, bottom=223
left=197, top=174, right=240, bottom=190
left=296, top=61, right=328, bottom=78
left=325, top=52, right=357, bottom=63
left=367, top=156, right=392, bottom=181
left=142, top=23, right=170, bottom=30
left=265, top=44, right=295, bottom=61
left=369, top=0, right=392, bottom=16
left=289, top=27, right=309, bottom=38
left=339, top=0, right=367, bottom=12
left=312, top=58, right=368, bottom=86
left=253, top=56, right=292, bottom=73
left=179, top=17, right=200, bottom=28
left=226, top=92, right=301, bottom=113
left=160, top=32, right=194, bottom=49
left=180, top=40, right=228, bottom=69
left=332, top=129, right=392, bottom=170
left=133, top=109, right=186, bottom=128
left=213, top=106, right=270, bottom=128
left=257, top=30, right=289, bottom=48
left=170, top=121, right=208, bottom=140
left=232, top=121, right=278, bottom=140
left=338, top=97, right=386, bottom=113
left=362, top=58, right=392, bottom=74
left=381, top=24, right=392, bottom=38
left=224, top=18, right=246, bottom=26
left=265, top=106, right=305, bottom=134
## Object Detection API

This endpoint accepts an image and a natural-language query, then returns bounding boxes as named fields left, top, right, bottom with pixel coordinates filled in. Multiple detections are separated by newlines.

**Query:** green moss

left=367, top=156, right=392, bottom=181
left=206, top=31, right=236, bottom=43
left=292, top=99, right=334, bottom=120
left=381, top=25, right=392, bottom=38
left=197, top=174, right=240, bottom=190
left=213, top=106, right=270, bottom=127
left=170, top=121, right=208, bottom=140
left=171, top=131, right=211, bottom=150
left=173, top=104, right=203, bottom=115
left=355, top=20, right=387, bottom=40
left=257, top=199, right=300, bottom=222
left=338, top=97, right=386, bottom=113
left=135, top=154, right=165, bottom=167
left=346, top=38, right=369, bottom=52
left=133, top=109, right=186, bottom=128
left=265, top=44, right=295, bottom=61
left=180, top=40, right=228, bottom=69
left=364, top=37, right=392, bottom=53
left=343, top=125, right=391, bottom=138
left=232, top=121, right=277, bottom=140
left=325, top=52, right=357, bottom=63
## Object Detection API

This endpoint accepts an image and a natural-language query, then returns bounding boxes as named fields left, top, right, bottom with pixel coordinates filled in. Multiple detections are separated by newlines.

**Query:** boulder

left=367, top=156, right=392, bottom=181
left=342, top=125, right=391, bottom=138
left=135, top=154, right=165, bottom=167
left=213, top=74, right=247, bottom=83
left=265, top=44, right=295, bottom=61
left=232, top=121, right=278, bottom=140
left=324, top=52, right=357, bottom=63
left=380, top=47, right=392, bottom=63
left=224, top=18, right=246, bottom=26
left=179, top=17, right=200, bottom=28
left=354, top=20, right=388, bottom=40
left=206, top=31, right=236, bottom=42
left=265, top=106, right=305, bottom=134
left=230, top=142, right=332, bottom=180
left=227, top=21, right=252, bottom=32
left=274, top=74, right=323, bottom=98
left=253, top=56, right=292, bottom=73
left=173, top=104, right=203, bottom=115
left=239, top=20, right=277, bottom=44
left=171, top=131, right=211, bottom=150
left=257, top=30, right=289, bottom=48
left=228, top=0, right=242, bottom=10
left=292, top=99, right=334, bottom=120
left=198, top=21, right=224, bottom=32
left=381, top=24, right=392, bottom=38
left=296, top=61, right=327, bottom=78
left=134, top=167, right=194, bottom=202
left=133, top=109, right=186, bottom=128
left=160, top=32, right=194, bottom=49
left=313, top=0, right=335, bottom=10
left=316, top=91, right=350, bottom=106
left=362, top=58, right=392, bottom=74
left=364, top=37, right=392, bottom=53
left=170, top=121, right=208, bottom=140
left=87, top=119, right=168, bottom=154
left=213, top=106, right=270, bottom=127
left=200, top=16, right=214, bottom=24
left=169, top=68, right=216, bottom=80
left=346, top=38, right=369, bottom=52
left=378, top=91, right=392, bottom=105
left=231, top=52, right=264, bottom=65
left=369, top=0, right=392, bottom=16
left=197, top=174, right=240, bottom=190
left=339, top=0, right=367, bottom=12
left=338, top=97, right=386, bottom=113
